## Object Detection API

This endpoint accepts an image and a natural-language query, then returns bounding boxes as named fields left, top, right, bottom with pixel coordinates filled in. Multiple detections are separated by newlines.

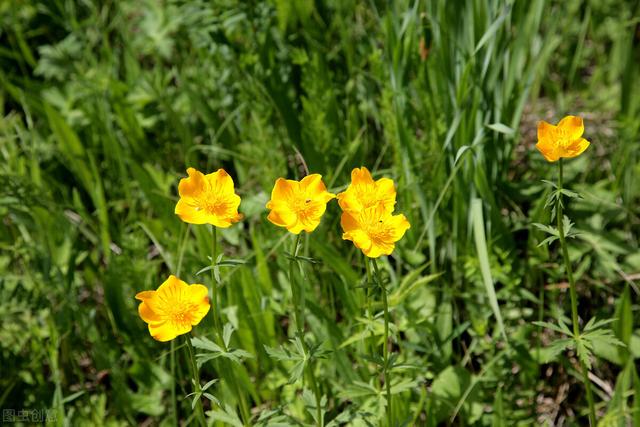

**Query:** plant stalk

left=171, top=224, right=189, bottom=427
left=289, top=233, right=323, bottom=426
left=210, top=226, right=252, bottom=426
left=372, top=259, right=393, bottom=427
left=365, top=256, right=375, bottom=357
left=186, top=336, right=207, bottom=427
left=556, top=159, right=596, bottom=426
left=211, top=226, right=223, bottom=340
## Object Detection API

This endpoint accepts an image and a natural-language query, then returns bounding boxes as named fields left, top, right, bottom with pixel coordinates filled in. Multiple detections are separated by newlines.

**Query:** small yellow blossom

left=175, top=168, right=243, bottom=227
left=341, top=204, right=410, bottom=258
left=337, top=167, right=396, bottom=213
left=536, top=116, right=590, bottom=162
left=266, top=174, right=336, bottom=234
left=135, top=275, right=210, bottom=342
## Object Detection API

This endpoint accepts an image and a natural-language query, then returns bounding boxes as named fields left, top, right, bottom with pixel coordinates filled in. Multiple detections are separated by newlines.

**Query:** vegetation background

left=1, top=0, right=639, bottom=425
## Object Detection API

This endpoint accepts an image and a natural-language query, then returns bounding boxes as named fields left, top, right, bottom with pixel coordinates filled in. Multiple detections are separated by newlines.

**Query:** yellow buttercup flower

left=266, top=174, right=336, bottom=234
left=337, top=167, right=396, bottom=213
left=175, top=168, right=243, bottom=227
left=341, top=204, right=410, bottom=258
left=535, top=115, right=590, bottom=162
left=135, top=275, right=210, bottom=342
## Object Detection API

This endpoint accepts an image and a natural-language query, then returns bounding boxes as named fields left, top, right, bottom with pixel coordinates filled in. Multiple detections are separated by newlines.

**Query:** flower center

left=196, top=195, right=229, bottom=216
left=166, top=302, right=192, bottom=326
left=290, top=195, right=313, bottom=216
left=556, top=127, right=571, bottom=149
left=355, top=185, right=377, bottom=208
left=364, top=219, right=393, bottom=244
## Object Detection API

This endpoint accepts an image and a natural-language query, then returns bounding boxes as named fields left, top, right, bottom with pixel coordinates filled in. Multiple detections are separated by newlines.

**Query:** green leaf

left=532, top=320, right=572, bottom=336
left=471, top=198, right=507, bottom=343
left=486, top=122, right=515, bottom=135
left=208, top=404, right=244, bottom=427
left=614, top=285, right=633, bottom=363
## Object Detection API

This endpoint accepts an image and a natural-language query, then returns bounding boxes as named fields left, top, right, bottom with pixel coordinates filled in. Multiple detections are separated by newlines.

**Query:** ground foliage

left=1, top=0, right=639, bottom=425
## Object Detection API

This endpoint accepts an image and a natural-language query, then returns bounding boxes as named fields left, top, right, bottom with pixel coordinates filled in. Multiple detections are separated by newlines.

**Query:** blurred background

left=1, top=0, right=639, bottom=425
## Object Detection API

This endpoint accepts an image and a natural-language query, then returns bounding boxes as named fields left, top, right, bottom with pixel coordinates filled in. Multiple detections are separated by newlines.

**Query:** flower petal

left=365, top=240, right=394, bottom=258
left=537, top=121, right=557, bottom=146
left=344, top=230, right=373, bottom=253
left=157, top=275, right=188, bottom=302
left=300, top=174, right=324, bottom=194
left=270, top=178, right=297, bottom=205
left=178, top=168, right=208, bottom=198
left=138, top=301, right=163, bottom=324
left=388, top=213, right=411, bottom=240
left=340, top=211, right=360, bottom=233
left=351, top=167, right=374, bottom=186
left=375, top=177, right=397, bottom=211
left=565, top=137, right=590, bottom=158
left=206, top=169, right=235, bottom=196
left=175, top=198, right=212, bottom=225
left=186, top=284, right=210, bottom=325
left=535, top=141, right=559, bottom=162
left=135, top=290, right=156, bottom=301
left=558, top=115, right=584, bottom=140
left=149, top=321, right=190, bottom=342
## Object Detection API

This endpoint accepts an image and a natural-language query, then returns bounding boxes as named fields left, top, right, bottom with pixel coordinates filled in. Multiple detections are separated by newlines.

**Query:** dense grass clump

left=1, top=0, right=639, bottom=425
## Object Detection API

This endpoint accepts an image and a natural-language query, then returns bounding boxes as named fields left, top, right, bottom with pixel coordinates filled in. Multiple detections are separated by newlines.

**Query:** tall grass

left=1, top=0, right=639, bottom=425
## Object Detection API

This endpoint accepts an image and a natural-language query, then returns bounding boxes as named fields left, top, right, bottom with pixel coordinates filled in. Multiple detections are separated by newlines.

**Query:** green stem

left=210, top=226, right=252, bottom=426
left=186, top=336, right=207, bottom=427
left=289, top=233, right=322, bottom=426
left=372, top=259, right=393, bottom=427
left=211, top=226, right=222, bottom=341
left=365, top=256, right=374, bottom=357
left=290, top=234, right=304, bottom=337
left=171, top=224, right=189, bottom=427
left=556, top=159, right=596, bottom=426
left=170, top=340, right=178, bottom=426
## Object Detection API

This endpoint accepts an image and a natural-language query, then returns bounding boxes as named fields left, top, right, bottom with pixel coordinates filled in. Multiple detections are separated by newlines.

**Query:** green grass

left=1, top=0, right=639, bottom=425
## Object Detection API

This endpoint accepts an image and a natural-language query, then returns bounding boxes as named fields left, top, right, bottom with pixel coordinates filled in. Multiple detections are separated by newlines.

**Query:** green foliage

left=1, top=0, right=639, bottom=425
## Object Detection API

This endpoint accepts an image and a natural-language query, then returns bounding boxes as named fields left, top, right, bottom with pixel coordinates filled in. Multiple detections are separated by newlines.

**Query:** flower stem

left=186, top=336, right=207, bottom=427
left=289, top=233, right=323, bottom=427
left=210, top=226, right=252, bottom=426
left=365, top=257, right=375, bottom=357
left=290, top=234, right=304, bottom=338
left=372, top=259, right=393, bottom=427
left=556, top=159, right=596, bottom=426
left=211, top=226, right=223, bottom=341
left=171, top=223, right=190, bottom=426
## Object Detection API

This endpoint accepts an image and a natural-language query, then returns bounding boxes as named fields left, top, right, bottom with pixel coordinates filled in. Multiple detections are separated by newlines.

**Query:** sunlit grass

left=1, top=0, right=639, bottom=425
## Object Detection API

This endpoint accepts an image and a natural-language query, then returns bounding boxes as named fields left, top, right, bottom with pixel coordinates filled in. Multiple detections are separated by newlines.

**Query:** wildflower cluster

left=136, top=166, right=410, bottom=341
left=338, top=167, right=410, bottom=258
left=131, top=114, right=602, bottom=426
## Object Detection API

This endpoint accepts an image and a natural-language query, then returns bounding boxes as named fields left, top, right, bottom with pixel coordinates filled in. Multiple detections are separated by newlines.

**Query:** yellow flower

left=175, top=168, right=243, bottom=227
left=337, top=167, right=396, bottom=213
left=266, top=174, right=336, bottom=234
left=135, top=275, right=210, bottom=342
left=536, top=116, right=590, bottom=162
left=341, top=204, right=410, bottom=258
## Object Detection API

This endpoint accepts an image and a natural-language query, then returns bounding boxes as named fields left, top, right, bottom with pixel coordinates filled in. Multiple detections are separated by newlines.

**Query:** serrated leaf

left=560, top=188, right=581, bottom=199
left=202, top=378, right=219, bottom=391
left=208, top=404, right=244, bottom=427
left=390, top=378, right=419, bottom=394
left=192, top=336, right=223, bottom=353
left=538, top=236, right=559, bottom=247
left=541, top=179, right=558, bottom=189
left=532, top=320, right=572, bottom=336
left=541, top=338, right=574, bottom=363
left=532, top=223, right=558, bottom=236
